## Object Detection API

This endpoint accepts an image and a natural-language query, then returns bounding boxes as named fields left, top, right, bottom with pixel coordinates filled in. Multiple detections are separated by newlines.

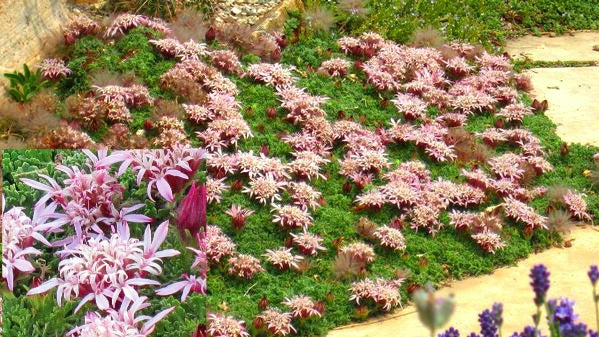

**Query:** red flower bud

left=205, top=27, right=216, bottom=43
left=192, top=324, right=207, bottom=337
left=177, top=182, right=206, bottom=240
left=231, top=179, right=243, bottom=192
left=258, top=296, right=269, bottom=310
left=266, top=107, right=277, bottom=119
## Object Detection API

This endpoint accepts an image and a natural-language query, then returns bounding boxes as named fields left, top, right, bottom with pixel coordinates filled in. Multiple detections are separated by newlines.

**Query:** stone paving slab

left=525, top=66, right=599, bottom=146
left=505, top=31, right=599, bottom=62
left=328, top=226, right=599, bottom=337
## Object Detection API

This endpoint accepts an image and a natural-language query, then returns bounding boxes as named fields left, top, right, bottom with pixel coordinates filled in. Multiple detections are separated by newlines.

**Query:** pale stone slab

left=328, top=226, right=599, bottom=337
left=525, top=67, right=599, bottom=146
left=505, top=31, right=599, bottom=62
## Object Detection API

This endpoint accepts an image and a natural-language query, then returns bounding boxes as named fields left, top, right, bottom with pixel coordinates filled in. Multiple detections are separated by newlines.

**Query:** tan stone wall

left=0, top=0, right=72, bottom=75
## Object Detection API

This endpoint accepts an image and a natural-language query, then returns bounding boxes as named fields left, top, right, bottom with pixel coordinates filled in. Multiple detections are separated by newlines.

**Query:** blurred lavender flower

left=530, top=264, right=550, bottom=306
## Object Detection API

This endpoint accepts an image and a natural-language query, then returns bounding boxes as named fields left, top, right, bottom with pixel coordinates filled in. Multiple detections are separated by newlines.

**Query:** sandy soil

left=505, top=31, right=599, bottom=62
left=327, top=226, right=599, bottom=337
left=525, top=66, right=599, bottom=146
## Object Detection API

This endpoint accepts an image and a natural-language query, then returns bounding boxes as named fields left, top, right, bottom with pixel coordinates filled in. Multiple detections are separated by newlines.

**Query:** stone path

left=525, top=67, right=599, bottom=146
left=505, top=31, right=599, bottom=62
left=328, top=226, right=599, bottom=337
left=508, top=31, right=599, bottom=146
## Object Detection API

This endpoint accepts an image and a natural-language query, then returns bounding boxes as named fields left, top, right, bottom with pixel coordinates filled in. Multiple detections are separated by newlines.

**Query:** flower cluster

left=105, top=14, right=171, bottom=37
left=39, top=58, right=71, bottom=80
left=246, top=63, right=297, bottom=87
left=449, top=211, right=505, bottom=253
left=256, top=308, right=296, bottom=336
left=207, top=313, right=250, bottom=337
left=282, top=295, right=322, bottom=318
left=290, top=230, right=327, bottom=256
left=563, top=190, right=592, bottom=221
left=349, top=277, right=404, bottom=311
left=98, top=146, right=204, bottom=202
left=92, top=84, right=154, bottom=123
left=2, top=201, right=57, bottom=291
left=504, top=197, right=548, bottom=232
left=66, top=297, right=174, bottom=337
left=64, top=14, right=100, bottom=44
left=317, top=58, right=352, bottom=77
left=263, top=247, right=303, bottom=270
left=206, top=225, right=236, bottom=264
left=373, top=225, right=407, bottom=251
left=28, top=221, right=179, bottom=312
left=227, top=253, right=264, bottom=279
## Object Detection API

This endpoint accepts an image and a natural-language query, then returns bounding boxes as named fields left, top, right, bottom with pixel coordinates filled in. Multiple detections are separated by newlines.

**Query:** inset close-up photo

left=1, top=148, right=206, bottom=337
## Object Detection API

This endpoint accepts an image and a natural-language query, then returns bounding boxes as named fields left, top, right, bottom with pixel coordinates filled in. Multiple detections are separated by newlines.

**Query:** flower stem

left=594, top=286, right=599, bottom=333
left=430, top=327, right=435, bottom=337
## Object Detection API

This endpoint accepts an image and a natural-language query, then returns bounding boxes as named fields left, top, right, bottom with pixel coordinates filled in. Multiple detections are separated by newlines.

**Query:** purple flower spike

left=530, top=264, right=550, bottom=306
left=588, top=265, right=599, bottom=286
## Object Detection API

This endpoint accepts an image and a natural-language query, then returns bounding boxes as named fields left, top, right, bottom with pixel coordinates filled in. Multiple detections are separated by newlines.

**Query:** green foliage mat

left=203, top=35, right=598, bottom=336
left=1, top=150, right=205, bottom=337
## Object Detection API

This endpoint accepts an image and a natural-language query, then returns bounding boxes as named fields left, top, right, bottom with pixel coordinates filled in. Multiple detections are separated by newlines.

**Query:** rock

left=231, top=6, right=242, bottom=15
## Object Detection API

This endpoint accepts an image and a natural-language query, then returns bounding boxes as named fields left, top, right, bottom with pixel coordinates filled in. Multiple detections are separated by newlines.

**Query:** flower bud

left=177, top=182, right=206, bottom=240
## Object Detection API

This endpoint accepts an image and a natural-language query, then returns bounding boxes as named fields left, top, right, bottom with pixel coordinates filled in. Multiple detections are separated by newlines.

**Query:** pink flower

left=563, top=190, right=592, bottom=221
left=225, top=204, right=254, bottom=230
left=177, top=182, right=206, bottom=239
left=66, top=296, right=174, bottom=337
left=317, top=58, right=351, bottom=77
left=39, top=58, right=71, bottom=80
left=27, top=222, right=178, bottom=312
left=290, top=230, right=326, bottom=256
left=156, top=274, right=206, bottom=301
left=206, top=225, right=236, bottom=264
left=282, top=295, right=321, bottom=318
left=98, top=147, right=205, bottom=202
left=105, top=14, right=171, bottom=37
left=207, top=314, right=249, bottom=337
left=373, top=226, right=406, bottom=251
left=263, top=247, right=304, bottom=270
left=257, top=308, right=296, bottom=336
left=227, top=254, right=264, bottom=279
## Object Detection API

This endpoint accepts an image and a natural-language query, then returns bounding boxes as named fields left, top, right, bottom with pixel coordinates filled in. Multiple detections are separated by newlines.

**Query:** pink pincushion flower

left=105, top=14, right=171, bottom=38
left=283, top=295, right=321, bottom=318
left=349, top=277, right=403, bottom=311
left=207, top=151, right=238, bottom=176
left=211, top=50, right=243, bottom=75
left=288, top=151, right=329, bottom=180
left=496, top=102, right=533, bottom=123
left=340, top=242, right=376, bottom=265
left=207, top=314, right=250, bottom=337
left=318, top=58, right=351, bottom=77
left=242, top=174, right=287, bottom=204
left=355, top=188, right=388, bottom=209
left=373, top=226, right=406, bottom=251
left=176, top=40, right=210, bottom=61
left=64, top=14, right=100, bottom=44
left=290, top=230, right=326, bottom=256
left=246, top=63, right=297, bottom=87
left=149, top=38, right=183, bottom=57
left=257, top=308, right=296, bottom=336
left=288, top=181, right=322, bottom=211
left=28, top=221, right=179, bottom=312
left=563, top=190, right=592, bottom=221
left=503, top=196, right=548, bottom=231
left=227, top=254, right=264, bottom=279
left=97, top=147, right=205, bottom=202
left=206, top=177, right=228, bottom=204
left=488, top=153, right=525, bottom=180
left=263, top=247, right=304, bottom=270
left=391, top=93, right=428, bottom=120
left=206, top=225, right=236, bottom=264
left=39, top=58, right=71, bottom=80
left=226, top=204, right=254, bottom=230
left=66, top=296, right=174, bottom=337
left=271, top=204, right=313, bottom=230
